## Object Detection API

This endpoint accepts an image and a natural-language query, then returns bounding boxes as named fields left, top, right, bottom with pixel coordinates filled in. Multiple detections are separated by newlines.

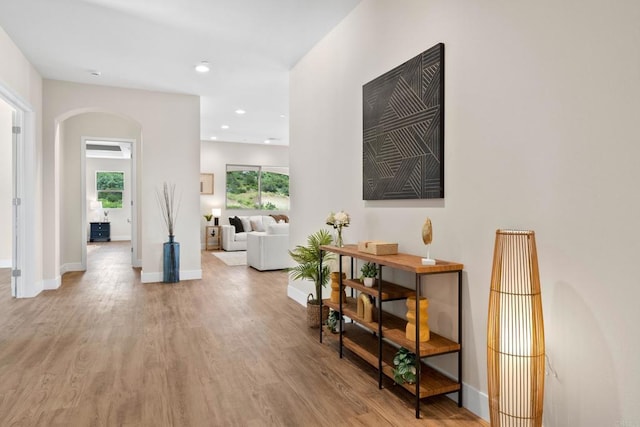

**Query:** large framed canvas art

left=363, top=43, right=445, bottom=200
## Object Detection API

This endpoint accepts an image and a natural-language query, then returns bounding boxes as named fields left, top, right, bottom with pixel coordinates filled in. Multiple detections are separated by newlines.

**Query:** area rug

left=212, top=251, right=247, bottom=266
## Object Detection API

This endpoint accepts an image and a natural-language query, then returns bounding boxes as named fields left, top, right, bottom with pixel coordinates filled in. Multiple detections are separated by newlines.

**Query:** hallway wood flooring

left=0, top=242, right=487, bottom=426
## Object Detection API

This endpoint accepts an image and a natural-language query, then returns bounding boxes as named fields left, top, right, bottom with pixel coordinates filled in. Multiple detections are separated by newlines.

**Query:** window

left=226, top=164, right=289, bottom=210
left=96, top=171, right=124, bottom=208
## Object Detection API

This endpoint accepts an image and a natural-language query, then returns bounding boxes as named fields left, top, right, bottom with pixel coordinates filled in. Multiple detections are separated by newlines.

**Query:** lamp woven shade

left=487, top=230, right=545, bottom=426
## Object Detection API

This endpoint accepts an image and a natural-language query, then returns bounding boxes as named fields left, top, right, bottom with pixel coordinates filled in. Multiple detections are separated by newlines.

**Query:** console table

left=319, top=244, right=463, bottom=418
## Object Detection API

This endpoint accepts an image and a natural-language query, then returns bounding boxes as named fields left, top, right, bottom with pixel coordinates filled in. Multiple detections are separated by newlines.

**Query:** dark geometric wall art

left=363, top=43, right=445, bottom=200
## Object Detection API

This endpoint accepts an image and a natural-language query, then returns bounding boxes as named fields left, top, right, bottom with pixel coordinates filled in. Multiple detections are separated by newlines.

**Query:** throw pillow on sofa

left=270, top=214, right=289, bottom=223
left=239, top=216, right=252, bottom=233
left=229, top=216, right=244, bottom=233
left=250, top=218, right=264, bottom=232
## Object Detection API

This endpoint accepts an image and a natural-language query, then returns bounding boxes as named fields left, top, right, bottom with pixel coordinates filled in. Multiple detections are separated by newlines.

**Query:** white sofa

left=247, top=223, right=290, bottom=271
left=221, top=215, right=284, bottom=251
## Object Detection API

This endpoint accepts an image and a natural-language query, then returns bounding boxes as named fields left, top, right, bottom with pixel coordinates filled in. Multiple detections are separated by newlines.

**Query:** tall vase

left=163, top=235, right=180, bottom=283
left=335, top=227, right=344, bottom=247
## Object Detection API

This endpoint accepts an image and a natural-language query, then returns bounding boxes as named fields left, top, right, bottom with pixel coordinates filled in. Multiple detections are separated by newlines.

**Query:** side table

left=205, top=225, right=221, bottom=250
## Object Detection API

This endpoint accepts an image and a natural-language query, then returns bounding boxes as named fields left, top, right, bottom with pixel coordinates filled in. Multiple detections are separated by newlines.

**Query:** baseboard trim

left=460, top=382, right=489, bottom=421
left=287, top=284, right=310, bottom=306
left=141, top=269, right=202, bottom=283
left=60, top=263, right=84, bottom=275
left=181, top=269, right=202, bottom=281
left=0, top=259, right=11, bottom=268
left=110, top=235, right=131, bottom=241
left=43, top=275, right=61, bottom=291
left=140, top=271, right=161, bottom=283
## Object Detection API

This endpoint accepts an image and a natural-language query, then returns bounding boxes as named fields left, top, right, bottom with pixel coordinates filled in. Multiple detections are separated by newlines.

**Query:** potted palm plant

left=288, top=229, right=335, bottom=328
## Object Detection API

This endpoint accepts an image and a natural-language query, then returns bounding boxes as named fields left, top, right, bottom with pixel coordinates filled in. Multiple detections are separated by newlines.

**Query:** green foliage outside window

left=226, top=166, right=289, bottom=210
left=97, top=171, right=124, bottom=208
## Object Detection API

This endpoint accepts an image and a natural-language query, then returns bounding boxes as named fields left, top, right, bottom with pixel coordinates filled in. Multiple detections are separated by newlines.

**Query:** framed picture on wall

left=200, top=173, right=214, bottom=194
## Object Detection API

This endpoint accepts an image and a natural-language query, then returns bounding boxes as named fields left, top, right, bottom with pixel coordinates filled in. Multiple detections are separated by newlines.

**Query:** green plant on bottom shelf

left=326, top=309, right=341, bottom=333
left=393, top=347, right=417, bottom=385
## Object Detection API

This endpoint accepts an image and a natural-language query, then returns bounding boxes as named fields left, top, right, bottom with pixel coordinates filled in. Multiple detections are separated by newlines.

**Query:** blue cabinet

left=90, top=222, right=111, bottom=242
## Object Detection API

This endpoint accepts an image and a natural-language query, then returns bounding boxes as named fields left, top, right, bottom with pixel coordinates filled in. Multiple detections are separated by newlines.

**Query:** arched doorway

left=54, top=110, right=142, bottom=277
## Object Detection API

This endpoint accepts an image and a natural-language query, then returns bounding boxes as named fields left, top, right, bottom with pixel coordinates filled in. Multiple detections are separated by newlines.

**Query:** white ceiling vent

left=86, top=140, right=132, bottom=159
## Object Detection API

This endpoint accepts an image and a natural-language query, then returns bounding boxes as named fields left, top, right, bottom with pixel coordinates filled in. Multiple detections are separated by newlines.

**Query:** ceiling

left=0, top=0, right=361, bottom=146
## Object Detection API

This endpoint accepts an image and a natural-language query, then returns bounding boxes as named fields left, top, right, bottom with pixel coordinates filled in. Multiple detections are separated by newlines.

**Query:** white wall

left=43, top=80, right=201, bottom=284
left=290, top=0, right=640, bottom=425
left=0, top=99, right=12, bottom=267
left=200, top=140, right=289, bottom=243
left=86, top=157, right=132, bottom=241
left=0, top=25, right=43, bottom=297
left=59, top=112, right=138, bottom=269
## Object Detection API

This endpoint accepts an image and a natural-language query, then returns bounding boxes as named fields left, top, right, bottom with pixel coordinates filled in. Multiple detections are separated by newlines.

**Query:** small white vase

left=364, top=277, right=374, bottom=287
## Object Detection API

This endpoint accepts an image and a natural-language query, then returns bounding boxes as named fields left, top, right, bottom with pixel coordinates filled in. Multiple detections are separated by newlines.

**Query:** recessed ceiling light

left=235, top=109, right=246, bottom=115
left=195, top=61, right=210, bottom=73
left=264, top=139, right=271, bottom=144
left=221, top=125, right=229, bottom=129
left=89, top=70, right=101, bottom=77
left=210, top=136, right=217, bottom=140
left=279, top=114, right=286, bottom=118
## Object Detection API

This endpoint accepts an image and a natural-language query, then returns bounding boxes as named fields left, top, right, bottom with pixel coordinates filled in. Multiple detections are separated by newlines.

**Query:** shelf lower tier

left=340, top=324, right=461, bottom=399
left=323, top=298, right=460, bottom=357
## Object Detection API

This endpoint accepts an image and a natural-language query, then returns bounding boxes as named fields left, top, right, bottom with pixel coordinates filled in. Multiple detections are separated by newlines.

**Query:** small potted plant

left=392, top=347, right=417, bottom=385
left=360, top=262, right=377, bottom=287
left=326, top=309, right=342, bottom=334
left=203, top=213, right=213, bottom=224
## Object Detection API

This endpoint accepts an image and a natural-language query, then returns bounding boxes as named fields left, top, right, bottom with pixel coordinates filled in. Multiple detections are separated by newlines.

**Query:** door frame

left=81, top=137, right=138, bottom=270
left=0, top=83, right=35, bottom=298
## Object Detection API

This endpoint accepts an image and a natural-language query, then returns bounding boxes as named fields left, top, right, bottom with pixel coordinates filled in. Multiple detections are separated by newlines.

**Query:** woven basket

left=307, top=294, right=329, bottom=328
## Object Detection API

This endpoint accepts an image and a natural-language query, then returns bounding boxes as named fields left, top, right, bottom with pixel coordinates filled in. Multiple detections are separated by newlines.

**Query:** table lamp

left=211, top=208, right=222, bottom=226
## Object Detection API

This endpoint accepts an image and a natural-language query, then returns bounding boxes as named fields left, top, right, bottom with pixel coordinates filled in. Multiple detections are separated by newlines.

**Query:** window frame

left=225, top=164, right=289, bottom=211
left=96, top=170, right=125, bottom=209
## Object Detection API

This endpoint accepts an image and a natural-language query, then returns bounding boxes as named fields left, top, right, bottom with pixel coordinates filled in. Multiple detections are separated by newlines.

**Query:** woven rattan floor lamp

left=487, top=230, right=545, bottom=426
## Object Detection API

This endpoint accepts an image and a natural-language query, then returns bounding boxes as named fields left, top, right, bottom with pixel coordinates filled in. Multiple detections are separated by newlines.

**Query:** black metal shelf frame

left=318, top=249, right=463, bottom=419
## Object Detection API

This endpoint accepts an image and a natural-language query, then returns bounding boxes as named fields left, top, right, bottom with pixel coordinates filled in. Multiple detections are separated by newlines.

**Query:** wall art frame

left=363, top=42, right=445, bottom=200
left=200, top=173, right=214, bottom=195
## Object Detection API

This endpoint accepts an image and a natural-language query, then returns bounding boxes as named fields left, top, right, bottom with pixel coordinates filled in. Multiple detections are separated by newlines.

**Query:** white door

left=11, top=110, right=19, bottom=297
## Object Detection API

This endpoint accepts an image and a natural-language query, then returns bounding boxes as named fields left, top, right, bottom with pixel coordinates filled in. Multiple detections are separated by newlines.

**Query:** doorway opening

left=0, top=97, right=15, bottom=295
left=82, top=138, right=137, bottom=270
left=55, top=110, right=142, bottom=281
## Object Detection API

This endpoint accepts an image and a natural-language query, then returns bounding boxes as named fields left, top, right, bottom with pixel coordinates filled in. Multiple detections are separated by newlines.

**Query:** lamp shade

left=487, top=230, right=545, bottom=426
left=211, top=208, right=222, bottom=225
left=89, top=200, right=103, bottom=210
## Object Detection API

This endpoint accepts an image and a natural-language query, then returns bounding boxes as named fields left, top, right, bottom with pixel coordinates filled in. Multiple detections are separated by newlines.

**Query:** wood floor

left=0, top=242, right=487, bottom=426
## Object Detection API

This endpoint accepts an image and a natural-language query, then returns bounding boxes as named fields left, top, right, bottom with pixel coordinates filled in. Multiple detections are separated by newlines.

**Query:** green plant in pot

left=203, top=213, right=213, bottom=223
left=393, top=347, right=417, bottom=385
left=326, top=309, right=341, bottom=333
left=360, top=262, right=377, bottom=287
left=288, top=229, right=335, bottom=328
